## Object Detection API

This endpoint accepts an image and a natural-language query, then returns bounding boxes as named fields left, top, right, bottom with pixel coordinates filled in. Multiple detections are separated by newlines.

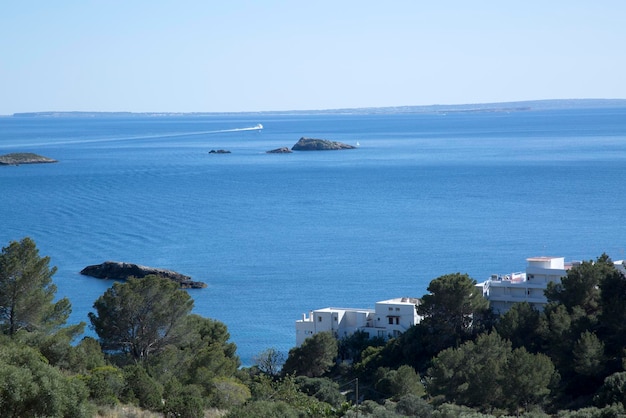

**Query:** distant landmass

left=9, top=99, right=626, bottom=118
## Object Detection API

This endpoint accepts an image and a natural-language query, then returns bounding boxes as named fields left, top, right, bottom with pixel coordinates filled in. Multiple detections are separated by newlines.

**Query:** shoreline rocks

left=80, top=261, right=207, bottom=289
left=0, top=153, right=58, bottom=165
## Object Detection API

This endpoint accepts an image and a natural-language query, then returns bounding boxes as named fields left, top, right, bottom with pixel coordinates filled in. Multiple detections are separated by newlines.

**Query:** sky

left=1, top=1, right=625, bottom=114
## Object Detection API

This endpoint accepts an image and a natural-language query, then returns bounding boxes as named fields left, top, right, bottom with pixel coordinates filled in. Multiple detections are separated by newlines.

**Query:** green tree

left=572, top=331, right=605, bottom=378
left=427, top=332, right=556, bottom=414
left=503, top=348, right=556, bottom=413
left=0, top=237, right=75, bottom=337
left=545, top=254, right=616, bottom=319
left=89, top=275, right=194, bottom=362
left=282, top=331, right=338, bottom=377
left=594, top=371, right=626, bottom=408
left=417, top=273, right=491, bottom=351
left=375, top=365, right=424, bottom=401
left=174, top=315, right=240, bottom=393
left=496, top=302, right=543, bottom=352
left=597, top=263, right=626, bottom=363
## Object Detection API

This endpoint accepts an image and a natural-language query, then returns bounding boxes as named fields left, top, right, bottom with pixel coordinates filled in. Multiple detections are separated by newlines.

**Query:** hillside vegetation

left=2, top=237, right=626, bottom=417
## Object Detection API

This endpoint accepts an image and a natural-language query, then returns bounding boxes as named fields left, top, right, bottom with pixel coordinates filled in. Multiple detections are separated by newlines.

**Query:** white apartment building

left=478, top=256, right=569, bottom=314
left=479, top=256, right=626, bottom=314
left=295, top=297, right=420, bottom=346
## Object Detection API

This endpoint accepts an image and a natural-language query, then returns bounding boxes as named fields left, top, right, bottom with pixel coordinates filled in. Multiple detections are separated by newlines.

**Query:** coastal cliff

left=0, top=153, right=58, bottom=165
left=80, top=261, right=207, bottom=289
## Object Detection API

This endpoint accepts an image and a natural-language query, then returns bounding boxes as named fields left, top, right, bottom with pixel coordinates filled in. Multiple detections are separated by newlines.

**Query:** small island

left=80, top=261, right=207, bottom=289
left=0, top=152, right=58, bottom=166
left=291, top=137, right=356, bottom=151
left=266, top=147, right=292, bottom=154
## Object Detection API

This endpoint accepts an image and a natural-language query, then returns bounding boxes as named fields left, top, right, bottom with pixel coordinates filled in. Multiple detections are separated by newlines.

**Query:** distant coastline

left=8, top=98, right=626, bottom=118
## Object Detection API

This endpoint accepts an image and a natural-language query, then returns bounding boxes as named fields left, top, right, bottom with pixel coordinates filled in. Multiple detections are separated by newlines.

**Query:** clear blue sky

left=1, top=1, right=625, bottom=114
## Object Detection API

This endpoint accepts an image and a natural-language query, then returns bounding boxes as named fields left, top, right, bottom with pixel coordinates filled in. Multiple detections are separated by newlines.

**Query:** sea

left=1, top=106, right=626, bottom=366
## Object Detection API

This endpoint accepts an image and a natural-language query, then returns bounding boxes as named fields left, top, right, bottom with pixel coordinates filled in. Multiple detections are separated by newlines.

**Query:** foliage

left=594, top=371, right=626, bottom=408
left=253, top=347, right=285, bottom=376
left=89, top=275, right=194, bottom=361
left=556, top=404, right=626, bottom=418
left=82, top=365, right=125, bottom=406
left=172, top=315, right=241, bottom=397
left=225, top=400, right=300, bottom=418
left=374, top=365, right=425, bottom=401
left=427, top=332, right=556, bottom=414
left=283, top=331, right=338, bottom=377
left=572, top=331, right=605, bottom=377
left=120, top=364, right=164, bottom=411
left=597, top=262, right=626, bottom=360
left=338, top=330, right=385, bottom=363
left=0, top=343, right=90, bottom=417
left=395, top=393, right=434, bottom=417
left=295, top=376, right=345, bottom=408
left=68, top=337, right=107, bottom=374
left=545, top=257, right=608, bottom=317
left=416, top=273, right=492, bottom=353
left=209, top=376, right=252, bottom=409
left=496, top=302, right=543, bottom=352
left=162, top=389, right=205, bottom=418
left=247, top=374, right=336, bottom=417
left=0, top=237, right=77, bottom=337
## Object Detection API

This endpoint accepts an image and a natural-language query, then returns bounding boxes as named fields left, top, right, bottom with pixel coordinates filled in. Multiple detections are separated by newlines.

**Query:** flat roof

left=526, top=256, right=563, bottom=261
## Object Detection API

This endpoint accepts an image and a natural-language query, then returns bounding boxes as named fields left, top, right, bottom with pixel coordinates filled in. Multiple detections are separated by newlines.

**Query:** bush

left=0, top=344, right=90, bottom=417
left=120, top=365, right=163, bottom=411
left=83, top=365, right=125, bottom=406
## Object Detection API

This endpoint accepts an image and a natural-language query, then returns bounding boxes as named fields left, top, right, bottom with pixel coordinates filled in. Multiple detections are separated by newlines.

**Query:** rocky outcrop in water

left=209, top=149, right=231, bottom=154
left=266, top=147, right=292, bottom=154
left=0, top=153, right=58, bottom=165
left=80, top=261, right=207, bottom=289
left=291, top=137, right=356, bottom=151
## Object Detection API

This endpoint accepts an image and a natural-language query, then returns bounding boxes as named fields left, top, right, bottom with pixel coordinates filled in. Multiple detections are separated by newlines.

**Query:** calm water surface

left=1, top=108, right=625, bottom=365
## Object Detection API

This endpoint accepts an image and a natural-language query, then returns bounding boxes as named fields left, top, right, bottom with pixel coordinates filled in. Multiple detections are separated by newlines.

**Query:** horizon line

left=5, top=98, right=626, bottom=117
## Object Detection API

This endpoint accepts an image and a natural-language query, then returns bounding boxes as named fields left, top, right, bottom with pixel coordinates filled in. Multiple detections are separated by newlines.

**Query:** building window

left=389, top=307, right=393, bottom=311
left=318, top=316, right=322, bottom=322
left=388, top=316, right=400, bottom=325
left=334, top=316, right=338, bottom=321
left=396, top=308, right=400, bottom=311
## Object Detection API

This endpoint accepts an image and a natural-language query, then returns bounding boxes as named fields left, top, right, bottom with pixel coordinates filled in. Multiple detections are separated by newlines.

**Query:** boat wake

left=0, top=124, right=264, bottom=148
left=217, top=124, right=263, bottom=133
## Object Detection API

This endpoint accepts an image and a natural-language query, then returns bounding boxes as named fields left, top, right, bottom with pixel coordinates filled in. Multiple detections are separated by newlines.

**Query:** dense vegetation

left=2, top=237, right=626, bottom=417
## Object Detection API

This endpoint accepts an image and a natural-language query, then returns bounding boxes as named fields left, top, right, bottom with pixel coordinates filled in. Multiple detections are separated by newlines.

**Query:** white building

left=478, top=256, right=570, bottom=314
left=479, top=256, right=626, bottom=314
left=295, top=297, right=421, bottom=346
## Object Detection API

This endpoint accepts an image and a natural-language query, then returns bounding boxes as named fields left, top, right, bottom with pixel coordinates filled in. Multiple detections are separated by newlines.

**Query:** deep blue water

left=1, top=108, right=626, bottom=365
